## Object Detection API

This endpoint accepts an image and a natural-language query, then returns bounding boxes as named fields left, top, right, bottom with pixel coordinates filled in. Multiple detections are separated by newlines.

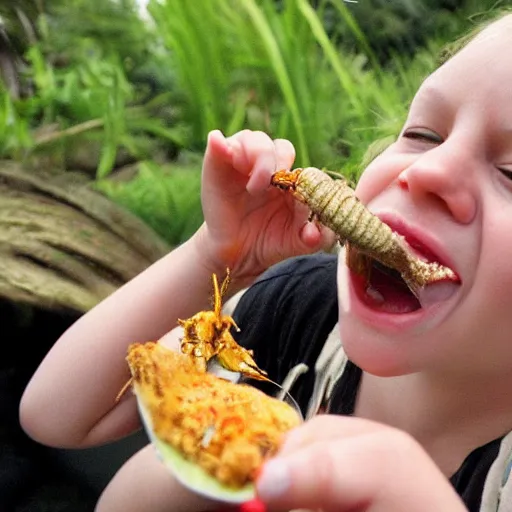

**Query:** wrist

left=187, top=224, right=259, bottom=297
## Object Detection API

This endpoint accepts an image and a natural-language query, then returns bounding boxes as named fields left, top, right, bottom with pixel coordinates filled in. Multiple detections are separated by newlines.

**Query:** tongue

left=416, top=280, right=458, bottom=309
left=365, top=268, right=420, bottom=314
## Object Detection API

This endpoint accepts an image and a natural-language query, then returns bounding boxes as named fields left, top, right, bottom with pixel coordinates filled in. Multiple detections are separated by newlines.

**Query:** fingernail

left=239, top=498, right=267, bottom=512
left=256, top=460, right=291, bottom=500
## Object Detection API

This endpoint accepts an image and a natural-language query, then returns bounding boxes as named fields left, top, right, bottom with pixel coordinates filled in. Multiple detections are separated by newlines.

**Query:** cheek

left=338, top=320, right=414, bottom=377
left=354, top=148, right=406, bottom=203
left=476, top=245, right=512, bottom=315
left=478, top=213, right=512, bottom=300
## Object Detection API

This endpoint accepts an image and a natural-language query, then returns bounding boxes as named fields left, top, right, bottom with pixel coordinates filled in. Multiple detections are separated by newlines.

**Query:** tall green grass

left=147, top=0, right=434, bottom=172
left=96, top=0, right=446, bottom=245
left=0, top=87, right=33, bottom=159
left=1, top=44, right=184, bottom=178
left=1, top=0, right=480, bottom=179
left=1, top=0, right=495, bottom=246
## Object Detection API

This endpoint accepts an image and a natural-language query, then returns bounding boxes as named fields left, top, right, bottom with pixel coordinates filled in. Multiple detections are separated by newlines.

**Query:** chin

left=340, top=320, right=417, bottom=377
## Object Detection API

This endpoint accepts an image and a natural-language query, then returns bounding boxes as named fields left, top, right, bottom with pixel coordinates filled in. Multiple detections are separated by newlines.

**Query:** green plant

left=0, top=0, right=503, bottom=237
left=147, top=0, right=396, bottom=169
left=0, top=43, right=185, bottom=177
left=96, top=161, right=204, bottom=246
left=0, top=87, right=33, bottom=158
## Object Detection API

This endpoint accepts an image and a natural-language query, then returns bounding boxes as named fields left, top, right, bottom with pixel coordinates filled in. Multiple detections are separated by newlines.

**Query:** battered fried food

left=179, top=269, right=270, bottom=381
left=127, top=342, right=301, bottom=488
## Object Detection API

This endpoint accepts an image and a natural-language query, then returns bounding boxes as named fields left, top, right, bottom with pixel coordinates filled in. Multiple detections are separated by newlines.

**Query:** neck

left=355, top=370, right=512, bottom=476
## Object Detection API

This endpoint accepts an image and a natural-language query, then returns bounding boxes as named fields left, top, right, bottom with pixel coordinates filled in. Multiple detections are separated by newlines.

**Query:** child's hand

left=197, top=130, right=335, bottom=285
left=255, top=415, right=467, bottom=512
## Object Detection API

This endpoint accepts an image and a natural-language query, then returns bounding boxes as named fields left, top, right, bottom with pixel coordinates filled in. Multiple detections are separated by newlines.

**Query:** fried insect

left=271, top=167, right=457, bottom=296
left=178, top=269, right=270, bottom=381
left=127, top=342, right=301, bottom=488
left=116, top=270, right=269, bottom=404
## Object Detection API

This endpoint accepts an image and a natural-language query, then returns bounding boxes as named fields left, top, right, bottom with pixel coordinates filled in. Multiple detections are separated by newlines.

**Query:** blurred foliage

left=314, top=0, right=504, bottom=62
left=0, top=0, right=182, bottom=178
left=147, top=0, right=438, bottom=169
left=0, top=0, right=506, bottom=245
left=96, top=160, right=204, bottom=246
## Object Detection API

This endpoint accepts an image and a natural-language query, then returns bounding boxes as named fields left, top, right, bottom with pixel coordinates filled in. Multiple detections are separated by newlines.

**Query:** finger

left=278, top=415, right=387, bottom=456
left=202, top=130, right=249, bottom=197
left=203, top=130, right=233, bottom=175
left=203, top=129, right=277, bottom=198
left=273, top=138, right=296, bottom=171
left=227, top=130, right=277, bottom=179
left=258, top=435, right=396, bottom=511
left=238, top=132, right=282, bottom=195
left=297, top=221, right=336, bottom=251
left=246, top=137, right=297, bottom=196
left=258, top=437, right=375, bottom=511
left=257, top=432, right=465, bottom=512
left=318, top=224, right=337, bottom=250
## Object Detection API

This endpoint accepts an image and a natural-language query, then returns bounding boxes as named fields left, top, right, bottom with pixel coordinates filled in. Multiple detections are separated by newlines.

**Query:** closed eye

left=402, top=128, right=443, bottom=144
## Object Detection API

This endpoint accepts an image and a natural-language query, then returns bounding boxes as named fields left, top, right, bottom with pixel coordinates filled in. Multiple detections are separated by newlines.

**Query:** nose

left=398, top=143, right=477, bottom=224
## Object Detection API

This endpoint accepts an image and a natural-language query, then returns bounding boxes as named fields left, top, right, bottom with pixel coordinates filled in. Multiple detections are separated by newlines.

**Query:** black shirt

left=232, top=253, right=501, bottom=512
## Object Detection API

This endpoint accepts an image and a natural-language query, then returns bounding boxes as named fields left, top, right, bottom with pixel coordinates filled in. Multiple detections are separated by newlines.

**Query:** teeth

left=416, top=280, right=458, bottom=309
left=366, top=285, right=384, bottom=304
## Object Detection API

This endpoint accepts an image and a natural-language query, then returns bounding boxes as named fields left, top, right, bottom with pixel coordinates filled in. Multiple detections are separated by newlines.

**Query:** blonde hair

left=437, top=8, right=512, bottom=66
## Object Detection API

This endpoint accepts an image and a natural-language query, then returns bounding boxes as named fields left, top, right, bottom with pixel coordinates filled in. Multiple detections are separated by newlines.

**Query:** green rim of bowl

left=137, top=397, right=256, bottom=504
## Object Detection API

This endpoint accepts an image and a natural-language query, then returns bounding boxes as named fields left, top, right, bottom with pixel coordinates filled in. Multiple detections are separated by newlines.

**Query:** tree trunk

left=0, top=161, right=170, bottom=312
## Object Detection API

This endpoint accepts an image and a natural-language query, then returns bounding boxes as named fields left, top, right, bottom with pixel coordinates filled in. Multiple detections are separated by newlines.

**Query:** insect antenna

left=115, top=377, right=133, bottom=403
left=211, top=273, right=222, bottom=318
left=220, top=268, right=231, bottom=298
left=212, top=268, right=230, bottom=318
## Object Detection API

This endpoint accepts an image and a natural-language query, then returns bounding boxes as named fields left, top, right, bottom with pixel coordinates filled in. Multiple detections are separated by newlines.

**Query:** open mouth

left=350, top=254, right=421, bottom=314
left=347, top=242, right=460, bottom=315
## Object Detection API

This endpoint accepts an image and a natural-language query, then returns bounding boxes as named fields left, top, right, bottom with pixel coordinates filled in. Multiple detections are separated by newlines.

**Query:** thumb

left=255, top=434, right=466, bottom=512
left=256, top=439, right=372, bottom=512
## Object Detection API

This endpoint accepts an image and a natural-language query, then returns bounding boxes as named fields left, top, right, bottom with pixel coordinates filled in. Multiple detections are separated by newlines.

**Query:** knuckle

left=240, top=131, right=276, bottom=158
left=274, top=138, right=295, bottom=152
left=227, top=129, right=251, bottom=141
left=247, top=130, right=273, bottom=145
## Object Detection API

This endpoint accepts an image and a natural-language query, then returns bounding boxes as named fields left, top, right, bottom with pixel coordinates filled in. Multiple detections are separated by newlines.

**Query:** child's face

left=337, top=16, right=512, bottom=379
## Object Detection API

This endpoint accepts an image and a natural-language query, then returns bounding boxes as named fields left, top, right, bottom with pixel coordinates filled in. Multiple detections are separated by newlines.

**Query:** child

left=20, top=11, right=512, bottom=512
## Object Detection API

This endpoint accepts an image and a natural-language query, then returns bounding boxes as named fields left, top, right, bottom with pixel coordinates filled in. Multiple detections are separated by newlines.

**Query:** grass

left=96, top=161, right=203, bottom=246
left=1, top=0, right=503, bottom=244
left=147, top=0, right=443, bottom=174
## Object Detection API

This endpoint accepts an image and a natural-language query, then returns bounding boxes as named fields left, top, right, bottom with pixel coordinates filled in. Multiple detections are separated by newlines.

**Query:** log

left=0, top=161, right=170, bottom=312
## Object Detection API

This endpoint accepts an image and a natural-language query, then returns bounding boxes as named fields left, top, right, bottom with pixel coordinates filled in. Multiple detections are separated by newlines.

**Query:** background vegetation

left=0, top=0, right=504, bottom=246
